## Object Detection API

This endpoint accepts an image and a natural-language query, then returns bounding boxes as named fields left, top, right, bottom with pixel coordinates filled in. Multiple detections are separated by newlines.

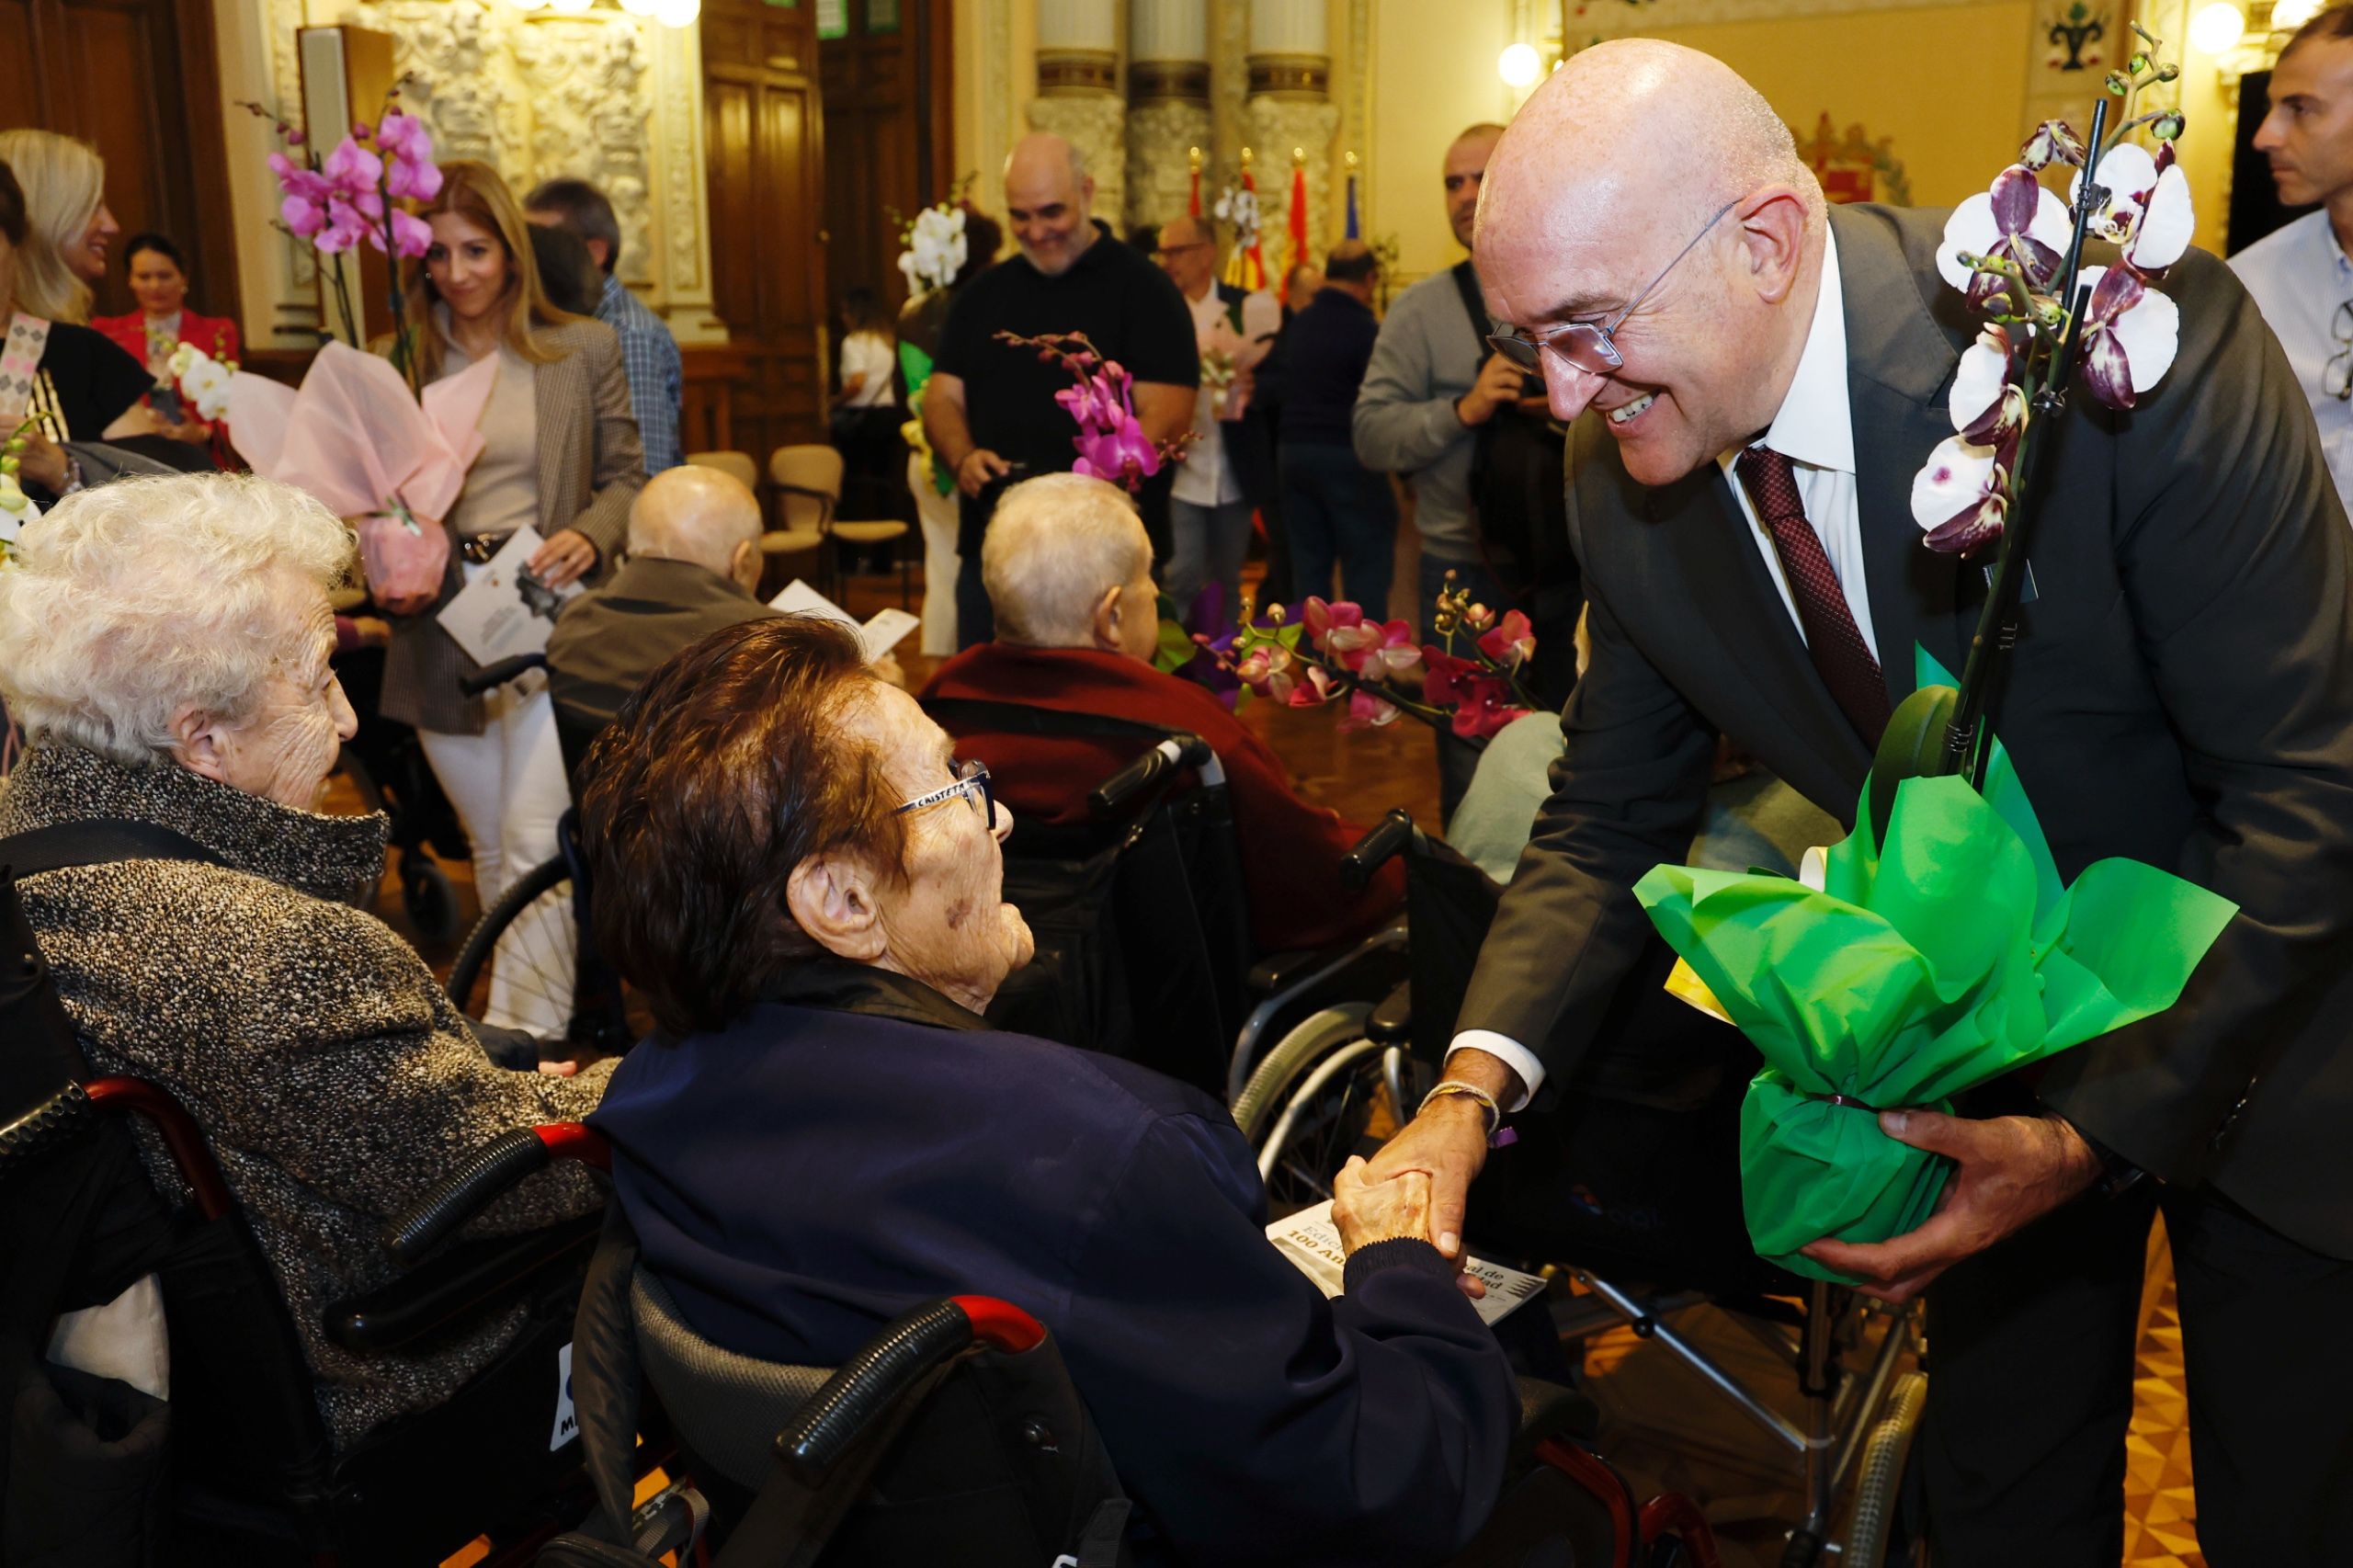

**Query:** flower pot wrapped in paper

left=226, top=341, right=498, bottom=602
left=1635, top=652, right=2235, bottom=1280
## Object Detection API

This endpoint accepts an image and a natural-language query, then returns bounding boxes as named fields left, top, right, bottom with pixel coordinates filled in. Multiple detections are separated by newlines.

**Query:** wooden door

left=703, top=0, right=828, bottom=462
left=0, top=0, right=238, bottom=324
left=818, top=0, right=952, bottom=321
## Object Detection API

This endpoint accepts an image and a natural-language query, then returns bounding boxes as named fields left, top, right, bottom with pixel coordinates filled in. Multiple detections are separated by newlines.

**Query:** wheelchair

left=439, top=653, right=637, bottom=1055
left=392, top=1122, right=1731, bottom=1568
left=333, top=638, right=466, bottom=943
left=0, top=989, right=642, bottom=1563
left=1226, top=810, right=1931, bottom=1568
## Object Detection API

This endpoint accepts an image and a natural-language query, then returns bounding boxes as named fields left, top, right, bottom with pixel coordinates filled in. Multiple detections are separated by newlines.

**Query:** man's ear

left=169, top=703, right=235, bottom=788
left=1088, top=583, right=1127, bottom=653
left=1734, top=187, right=1812, bottom=307
left=731, top=538, right=763, bottom=595
left=785, top=851, right=889, bottom=963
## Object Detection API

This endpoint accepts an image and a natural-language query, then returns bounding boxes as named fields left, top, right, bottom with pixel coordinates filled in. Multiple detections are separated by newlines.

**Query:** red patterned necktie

left=1733, top=444, right=1890, bottom=747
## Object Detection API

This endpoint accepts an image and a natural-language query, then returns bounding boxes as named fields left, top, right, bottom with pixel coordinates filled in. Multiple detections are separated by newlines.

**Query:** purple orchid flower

left=2075, top=265, right=2181, bottom=412
left=1936, top=164, right=2072, bottom=312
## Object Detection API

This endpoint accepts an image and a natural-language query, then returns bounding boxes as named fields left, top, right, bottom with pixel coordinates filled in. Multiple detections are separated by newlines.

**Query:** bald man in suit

left=1366, top=40, right=2353, bottom=1563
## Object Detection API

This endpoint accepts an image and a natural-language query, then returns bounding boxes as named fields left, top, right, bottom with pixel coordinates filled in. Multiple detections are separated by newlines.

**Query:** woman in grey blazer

left=375, top=159, right=645, bottom=1036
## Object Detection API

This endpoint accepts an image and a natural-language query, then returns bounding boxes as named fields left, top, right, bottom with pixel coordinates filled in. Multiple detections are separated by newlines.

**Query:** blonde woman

left=0, top=128, right=119, bottom=324
left=0, top=147, right=165, bottom=505
left=376, top=159, right=645, bottom=1036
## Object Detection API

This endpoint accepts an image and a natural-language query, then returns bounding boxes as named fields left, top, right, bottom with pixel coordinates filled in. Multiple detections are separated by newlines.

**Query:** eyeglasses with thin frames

left=1485, top=197, right=1745, bottom=379
left=2327, top=300, right=2353, bottom=403
left=895, top=758, right=995, bottom=822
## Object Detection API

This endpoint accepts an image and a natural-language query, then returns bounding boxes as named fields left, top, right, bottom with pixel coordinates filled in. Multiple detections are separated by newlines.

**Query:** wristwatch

left=2070, top=1123, right=2147, bottom=1199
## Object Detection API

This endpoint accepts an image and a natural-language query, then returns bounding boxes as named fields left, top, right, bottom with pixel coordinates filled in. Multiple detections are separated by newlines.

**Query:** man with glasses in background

left=2235, top=4, right=2353, bottom=517
left=1370, top=40, right=2353, bottom=1562
left=1356, top=120, right=1577, bottom=818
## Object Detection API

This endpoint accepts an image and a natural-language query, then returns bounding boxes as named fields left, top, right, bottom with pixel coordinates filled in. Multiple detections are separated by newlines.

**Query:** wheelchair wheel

left=1249, top=1034, right=1425, bottom=1215
left=1231, top=1003, right=1373, bottom=1142
left=1844, top=1371, right=1928, bottom=1567
left=448, top=856, right=580, bottom=1031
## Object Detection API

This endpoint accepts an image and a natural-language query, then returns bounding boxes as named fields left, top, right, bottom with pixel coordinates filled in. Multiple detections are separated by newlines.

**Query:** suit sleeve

left=2037, top=248, right=2353, bottom=1180
left=569, top=325, right=649, bottom=567
left=1454, top=450, right=1718, bottom=1089
left=1058, top=1113, right=1515, bottom=1567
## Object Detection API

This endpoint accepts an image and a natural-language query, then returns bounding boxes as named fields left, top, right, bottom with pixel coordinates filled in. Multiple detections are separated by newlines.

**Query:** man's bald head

left=629, top=466, right=765, bottom=585
left=1004, top=132, right=1097, bottom=276
left=1156, top=211, right=1218, bottom=297
left=1472, top=41, right=1827, bottom=486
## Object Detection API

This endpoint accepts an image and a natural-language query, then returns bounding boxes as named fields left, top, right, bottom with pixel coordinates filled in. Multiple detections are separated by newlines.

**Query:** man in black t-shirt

left=924, top=132, right=1197, bottom=648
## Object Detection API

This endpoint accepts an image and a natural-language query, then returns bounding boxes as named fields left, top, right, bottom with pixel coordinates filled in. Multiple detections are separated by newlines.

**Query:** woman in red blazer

left=91, top=232, right=239, bottom=462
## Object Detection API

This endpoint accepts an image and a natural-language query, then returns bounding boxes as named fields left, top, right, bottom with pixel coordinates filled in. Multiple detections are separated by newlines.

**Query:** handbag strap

left=0, top=819, right=226, bottom=880
left=0, top=312, right=53, bottom=431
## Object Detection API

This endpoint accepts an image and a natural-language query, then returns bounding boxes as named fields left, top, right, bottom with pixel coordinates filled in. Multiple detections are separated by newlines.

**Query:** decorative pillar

left=1027, top=0, right=1127, bottom=230
left=1245, top=0, right=1339, bottom=278
left=1127, top=0, right=1212, bottom=230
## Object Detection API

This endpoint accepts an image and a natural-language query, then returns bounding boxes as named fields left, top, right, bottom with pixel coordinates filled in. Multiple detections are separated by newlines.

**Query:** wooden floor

left=369, top=546, right=2200, bottom=1563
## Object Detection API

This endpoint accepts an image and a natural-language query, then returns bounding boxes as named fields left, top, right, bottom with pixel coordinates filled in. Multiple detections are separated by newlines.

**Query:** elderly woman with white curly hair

left=0, top=471, right=612, bottom=1450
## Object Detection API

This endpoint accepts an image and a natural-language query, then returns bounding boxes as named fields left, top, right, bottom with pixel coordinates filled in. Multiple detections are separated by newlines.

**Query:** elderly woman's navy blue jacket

left=589, top=960, right=1517, bottom=1566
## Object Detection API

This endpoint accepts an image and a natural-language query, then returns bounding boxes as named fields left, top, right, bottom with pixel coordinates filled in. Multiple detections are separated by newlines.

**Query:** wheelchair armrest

left=777, top=1295, right=1043, bottom=1487
left=1512, top=1376, right=1599, bottom=1468
left=1246, top=945, right=1346, bottom=997
left=326, top=1209, right=604, bottom=1354
left=1366, top=982, right=1414, bottom=1048
left=386, top=1122, right=610, bottom=1266
left=3, top=1076, right=238, bottom=1221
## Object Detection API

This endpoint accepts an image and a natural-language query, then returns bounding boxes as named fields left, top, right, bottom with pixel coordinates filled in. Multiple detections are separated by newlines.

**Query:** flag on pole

left=1287, top=151, right=1310, bottom=277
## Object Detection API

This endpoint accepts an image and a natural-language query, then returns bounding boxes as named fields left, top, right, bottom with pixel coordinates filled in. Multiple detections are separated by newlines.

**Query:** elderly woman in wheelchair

left=0, top=472, right=613, bottom=1453
left=579, top=613, right=1520, bottom=1568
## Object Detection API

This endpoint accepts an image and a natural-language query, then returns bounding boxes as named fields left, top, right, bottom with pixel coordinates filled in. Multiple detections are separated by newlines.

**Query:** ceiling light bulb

left=2273, top=0, right=2320, bottom=29
left=653, top=0, right=699, bottom=26
left=2188, top=1, right=2245, bottom=53
left=1497, top=42, right=1542, bottom=88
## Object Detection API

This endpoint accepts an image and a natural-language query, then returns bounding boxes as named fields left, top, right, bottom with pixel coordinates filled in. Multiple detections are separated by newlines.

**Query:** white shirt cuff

left=1446, top=1029, right=1546, bottom=1111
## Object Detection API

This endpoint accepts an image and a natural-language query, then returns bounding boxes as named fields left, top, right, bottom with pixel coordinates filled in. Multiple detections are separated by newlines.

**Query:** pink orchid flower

left=377, top=112, right=443, bottom=201
left=320, top=135, right=384, bottom=198
left=268, top=152, right=331, bottom=202
left=382, top=208, right=435, bottom=259
left=1339, top=687, right=1402, bottom=732
left=1476, top=608, right=1534, bottom=669
left=1235, top=643, right=1298, bottom=704
left=314, top=195, right=375, bottom=256
left=1290, top=663, right=1343, bottom=708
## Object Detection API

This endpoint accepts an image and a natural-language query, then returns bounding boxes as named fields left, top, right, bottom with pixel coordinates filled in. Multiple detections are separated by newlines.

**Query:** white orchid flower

left=1949, top=325, right=2026, bottom=444
left=182, top=358, right=233, bottom=421
left=1937, top=165, right=2073, bottom=311
left=2127, top=154, right=2194, bottom=273
left=1912, top=433, right=2010, bottom=554
left=2075, top=265, right=2181, bottom=411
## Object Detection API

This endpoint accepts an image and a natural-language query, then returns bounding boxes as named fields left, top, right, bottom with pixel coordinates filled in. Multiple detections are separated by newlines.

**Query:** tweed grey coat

left=0, top=742, right=614, bottom=1449
left=379, top=317, right=648, bottom=735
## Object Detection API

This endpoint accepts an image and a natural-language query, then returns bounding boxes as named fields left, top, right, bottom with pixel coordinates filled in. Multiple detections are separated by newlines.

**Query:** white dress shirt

left=2230, top=210, right=2353, bottom=520
left=1453, top=229, right=1875, bottom=1108
left=1171, top=284, right=1279, bottom=507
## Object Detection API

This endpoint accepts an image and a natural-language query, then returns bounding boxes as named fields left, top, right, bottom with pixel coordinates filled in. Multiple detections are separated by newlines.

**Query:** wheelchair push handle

left=1088, top=733, right=1211, bottom=820
left=458, top=652, right=549, bottom=699
left=385, top=1121, right=609, bottom=1266
left=1342, top=809, right=1420, bottom=891
left=777, top=1294, right=1045, bottom=1487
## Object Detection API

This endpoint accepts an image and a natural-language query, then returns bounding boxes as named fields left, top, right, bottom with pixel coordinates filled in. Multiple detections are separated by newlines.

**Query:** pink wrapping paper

left=228, top=342, right=498, bottom=601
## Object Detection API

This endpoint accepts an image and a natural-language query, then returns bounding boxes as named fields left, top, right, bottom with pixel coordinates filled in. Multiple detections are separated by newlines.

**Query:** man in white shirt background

left=1154, top=212, right=1279, bottom=623
left=2234, top=6, right=2353, bottom=517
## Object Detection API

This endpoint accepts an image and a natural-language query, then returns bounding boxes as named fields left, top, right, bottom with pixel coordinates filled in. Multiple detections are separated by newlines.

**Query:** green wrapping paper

left=1633, top=650, right=2238, bottom=1282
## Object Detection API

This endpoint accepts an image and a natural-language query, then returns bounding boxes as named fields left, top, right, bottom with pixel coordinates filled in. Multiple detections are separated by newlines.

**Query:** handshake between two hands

left=1330, top=1152, right=1490, bottom=1301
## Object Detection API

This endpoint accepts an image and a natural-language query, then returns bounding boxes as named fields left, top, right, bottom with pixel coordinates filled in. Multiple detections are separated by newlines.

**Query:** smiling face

left=65, top=200, right=119, bottom=285
left=858, top=683, right=1032, bottom=1012
left=425, top=210, right=515, bottom=324
left=2256, top=36, right=2353, bottom=210
left=1004, top=134, right=1095, bottom=277
left=129, top=245, right=187, bottom=317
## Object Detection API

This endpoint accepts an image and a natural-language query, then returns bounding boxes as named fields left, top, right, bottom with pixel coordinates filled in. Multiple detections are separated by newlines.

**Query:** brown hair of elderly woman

left=578, top=615, right=908, bottom=1039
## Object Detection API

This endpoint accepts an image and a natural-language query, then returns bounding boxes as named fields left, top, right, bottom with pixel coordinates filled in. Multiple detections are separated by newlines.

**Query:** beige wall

left=1364, top=1, right=1519, bottom=283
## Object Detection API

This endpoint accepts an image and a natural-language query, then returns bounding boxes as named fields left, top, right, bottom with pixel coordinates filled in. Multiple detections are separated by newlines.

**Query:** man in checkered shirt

left=526, top=177, right=684, bottom=476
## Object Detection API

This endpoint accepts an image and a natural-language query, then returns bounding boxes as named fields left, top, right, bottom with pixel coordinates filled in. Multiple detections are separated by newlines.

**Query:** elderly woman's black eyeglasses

left=1484, top=197, right=1743, bottom=378
left=896, top=758, right=995, bottom=821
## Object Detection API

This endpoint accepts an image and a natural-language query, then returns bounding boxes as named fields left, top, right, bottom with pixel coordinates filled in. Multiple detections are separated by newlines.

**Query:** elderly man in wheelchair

left=574, top=612, right=1522, bottom=1566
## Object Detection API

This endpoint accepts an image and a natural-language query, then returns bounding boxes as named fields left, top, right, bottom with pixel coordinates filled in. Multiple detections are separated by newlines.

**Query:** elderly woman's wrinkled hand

left=1332, top=1156, right=1434, bottom=1252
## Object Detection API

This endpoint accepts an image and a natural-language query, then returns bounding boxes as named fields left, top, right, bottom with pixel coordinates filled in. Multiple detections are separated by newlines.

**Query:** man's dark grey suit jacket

left=1461, top=200, right=2353, bottom=1260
